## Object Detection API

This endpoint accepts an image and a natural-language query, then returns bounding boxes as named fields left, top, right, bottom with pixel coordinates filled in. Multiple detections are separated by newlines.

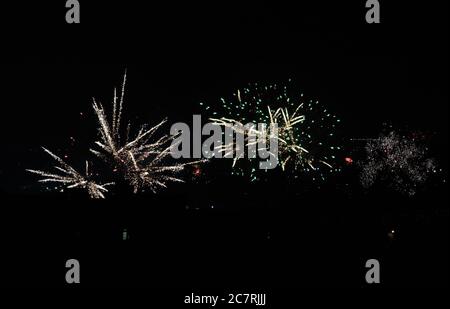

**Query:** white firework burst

left=27, top=148, right=113, bottom=199
left=210, top=103, right=331, bottom=171
left=359, top=131, right=437, bottom=196
left=90, top=72, right=204, bottom=193
left=28, top=71, right=205, bottom=197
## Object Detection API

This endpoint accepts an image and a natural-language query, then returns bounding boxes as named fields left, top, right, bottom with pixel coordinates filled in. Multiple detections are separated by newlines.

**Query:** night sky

left=0, top=1, right=448, bottom=292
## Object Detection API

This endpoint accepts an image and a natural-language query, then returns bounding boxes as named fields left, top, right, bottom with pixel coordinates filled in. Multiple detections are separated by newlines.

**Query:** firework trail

left=27, top=148, right=113, bottom=199
left=201, top=81, right=342, bottom=181
left=358, top=131, right=438, bottom=196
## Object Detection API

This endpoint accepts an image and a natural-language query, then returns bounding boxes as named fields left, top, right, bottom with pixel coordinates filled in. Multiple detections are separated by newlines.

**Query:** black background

left=0, top=0, right=448, bottom=294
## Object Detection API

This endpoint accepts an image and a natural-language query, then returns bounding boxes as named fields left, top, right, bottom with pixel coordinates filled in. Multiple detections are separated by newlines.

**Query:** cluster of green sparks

left=200, top=81, right=343, bottom=182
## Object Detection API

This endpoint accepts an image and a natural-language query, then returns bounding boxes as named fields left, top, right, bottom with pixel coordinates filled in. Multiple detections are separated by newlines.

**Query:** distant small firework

left=201, top=81, right=342, bottom=182
left=358, top=131, right=437, bottom=196
left=28, top=72, right=204, bottom=197
left=27, top=148, right=113, bottom=199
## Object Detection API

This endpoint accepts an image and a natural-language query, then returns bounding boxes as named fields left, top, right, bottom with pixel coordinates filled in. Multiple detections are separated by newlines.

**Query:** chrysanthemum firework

left=201, top=81, right=342, bottom=181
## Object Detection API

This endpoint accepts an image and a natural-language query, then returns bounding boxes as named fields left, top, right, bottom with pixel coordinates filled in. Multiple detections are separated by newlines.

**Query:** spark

left=193, top=167, right=202, bottom=176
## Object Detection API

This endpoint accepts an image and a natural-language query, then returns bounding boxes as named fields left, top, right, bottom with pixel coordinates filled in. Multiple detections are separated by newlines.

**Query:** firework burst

left=90, top=72, right=204, bottom=193
left=358, top=130, right=438, bottom=196
left=27, top=148, right=113, bottom=199
left=28, top=72, right=204, bottom=197
left=201, top=81, right=342, bottom=181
